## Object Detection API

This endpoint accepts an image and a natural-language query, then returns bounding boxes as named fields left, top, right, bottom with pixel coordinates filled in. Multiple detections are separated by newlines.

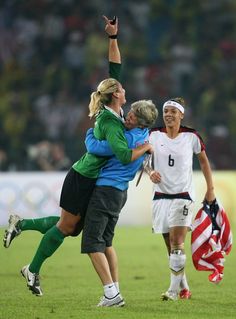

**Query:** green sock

left=29, top=225, right=65, bottom=274
left=19, top=216, right=60, bottom=234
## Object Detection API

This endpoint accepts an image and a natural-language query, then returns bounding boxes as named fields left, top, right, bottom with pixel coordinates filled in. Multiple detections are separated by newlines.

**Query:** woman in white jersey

left=148, top=97, right=215, bottom=301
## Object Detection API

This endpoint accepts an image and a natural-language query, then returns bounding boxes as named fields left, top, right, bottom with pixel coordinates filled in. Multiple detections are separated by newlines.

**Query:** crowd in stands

left=0, top=0, right=235, bottom=171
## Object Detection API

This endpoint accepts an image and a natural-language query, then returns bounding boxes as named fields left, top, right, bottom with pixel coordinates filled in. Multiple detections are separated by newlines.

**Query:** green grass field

left=0, top=226, right=235, bottom=319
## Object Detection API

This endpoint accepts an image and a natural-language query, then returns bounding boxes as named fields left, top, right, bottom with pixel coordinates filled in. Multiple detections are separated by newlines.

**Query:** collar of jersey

left=104, top=105, right=125, bottom=123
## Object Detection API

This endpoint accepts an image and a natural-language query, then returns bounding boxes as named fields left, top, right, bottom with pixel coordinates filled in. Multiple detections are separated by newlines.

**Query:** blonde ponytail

left=88, top=92, right=103, bottom=118
left=88, top=78, right=120, bottom=118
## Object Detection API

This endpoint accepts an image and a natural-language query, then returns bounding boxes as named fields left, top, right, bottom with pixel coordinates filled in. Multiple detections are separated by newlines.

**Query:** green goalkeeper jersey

left=73, top=62, right=132, bottom=178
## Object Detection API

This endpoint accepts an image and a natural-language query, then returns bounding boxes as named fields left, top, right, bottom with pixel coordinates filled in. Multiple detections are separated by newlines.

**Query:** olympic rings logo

left=0, top=182, right=21, bottom=209
left=0, top=174, right=65, bottom=215
left=22, top=182, right=50, bottom=209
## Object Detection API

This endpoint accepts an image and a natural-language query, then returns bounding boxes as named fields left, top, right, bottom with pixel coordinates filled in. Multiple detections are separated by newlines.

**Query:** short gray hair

left=131, top=100, right=158, bottom=128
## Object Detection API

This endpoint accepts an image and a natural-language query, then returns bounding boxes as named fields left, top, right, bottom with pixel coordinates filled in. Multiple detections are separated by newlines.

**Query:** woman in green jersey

left=3, top=16, right=153, bottom=297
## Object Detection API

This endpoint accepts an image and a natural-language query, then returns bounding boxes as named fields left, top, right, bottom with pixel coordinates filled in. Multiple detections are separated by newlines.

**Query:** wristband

left=109, top=34, right=118, bottom=39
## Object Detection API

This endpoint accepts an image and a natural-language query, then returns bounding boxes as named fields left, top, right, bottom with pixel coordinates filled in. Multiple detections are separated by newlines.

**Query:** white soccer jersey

left=149, top=126, right=205, bottom=201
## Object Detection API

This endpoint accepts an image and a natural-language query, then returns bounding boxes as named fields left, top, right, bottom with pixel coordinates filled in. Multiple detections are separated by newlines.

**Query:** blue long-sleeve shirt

left=85, top=128, right=149, bottom=190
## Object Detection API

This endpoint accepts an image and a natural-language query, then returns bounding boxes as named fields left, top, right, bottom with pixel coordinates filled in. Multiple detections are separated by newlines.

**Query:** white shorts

left=152, top=198, right=193, bottom=234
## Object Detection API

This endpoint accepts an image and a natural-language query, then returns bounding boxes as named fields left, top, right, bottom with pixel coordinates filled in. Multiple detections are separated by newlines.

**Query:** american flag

left=191, top=199, right=232, bottom=283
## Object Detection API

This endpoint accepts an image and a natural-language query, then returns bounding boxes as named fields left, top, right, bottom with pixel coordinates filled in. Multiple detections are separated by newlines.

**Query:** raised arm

left=103, top=15, right=120, bottom=63
left=103, top=15, right=121, bottom=81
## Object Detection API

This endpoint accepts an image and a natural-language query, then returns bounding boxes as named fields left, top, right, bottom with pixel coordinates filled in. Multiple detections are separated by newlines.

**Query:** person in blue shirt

left=85, top=110, right=151, bottom=191
left=3, top=16, right=158, bottom=306
left=81, top=98, right=158, bottom=307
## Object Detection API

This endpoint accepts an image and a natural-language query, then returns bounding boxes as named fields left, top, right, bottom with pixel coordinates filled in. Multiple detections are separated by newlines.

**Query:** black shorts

left=60, top=168, right=97, bottom=218
left=81, top=186, right=127, bottom=253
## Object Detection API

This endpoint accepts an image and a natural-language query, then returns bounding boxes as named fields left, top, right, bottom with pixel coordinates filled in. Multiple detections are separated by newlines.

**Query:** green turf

left=0, top=226, right=235, bottom=319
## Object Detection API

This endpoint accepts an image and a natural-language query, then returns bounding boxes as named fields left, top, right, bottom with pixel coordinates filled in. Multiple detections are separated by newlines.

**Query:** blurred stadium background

left=0, top=0, right=235, bottom=228
left=0, top=0, right=236, bottom=171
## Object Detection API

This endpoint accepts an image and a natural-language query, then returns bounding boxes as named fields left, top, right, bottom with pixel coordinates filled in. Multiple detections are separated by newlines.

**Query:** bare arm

left=197, top=150, right=215, bottom=202
left=144, top=159, right=162, bottom=183
left=131, top=143, right=154, bottom=161
left=103, top=15, right=121, bottom=63
left=108, top=36, right=121, bottom=63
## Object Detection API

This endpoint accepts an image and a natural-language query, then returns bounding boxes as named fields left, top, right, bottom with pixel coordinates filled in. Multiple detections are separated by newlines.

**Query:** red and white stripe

left=191, top=201, right=232, bottom=283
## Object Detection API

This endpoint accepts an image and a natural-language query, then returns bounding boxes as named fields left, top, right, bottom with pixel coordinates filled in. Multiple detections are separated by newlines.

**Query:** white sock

left=169, top=253, right=186, bottom=292
left=114, top=281, right=119, bottom=293
left=180, top=273, right=189, bottom=290
left=104, top=283, right=118, bottom=298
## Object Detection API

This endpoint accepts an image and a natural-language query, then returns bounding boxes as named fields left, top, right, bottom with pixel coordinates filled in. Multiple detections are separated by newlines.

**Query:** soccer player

left=77, top=16, right=158, bottom=307
left=147, top=98, right=215, bottom=301
left=3, top=16, right=155, bottom=303
left=82, top=98, right=157, bottom=307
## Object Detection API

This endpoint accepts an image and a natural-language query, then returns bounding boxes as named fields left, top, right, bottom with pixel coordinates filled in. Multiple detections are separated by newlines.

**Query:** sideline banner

left=0, top=171, right=235, bottom=227
left=0, top=172, right=64, bottom=227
